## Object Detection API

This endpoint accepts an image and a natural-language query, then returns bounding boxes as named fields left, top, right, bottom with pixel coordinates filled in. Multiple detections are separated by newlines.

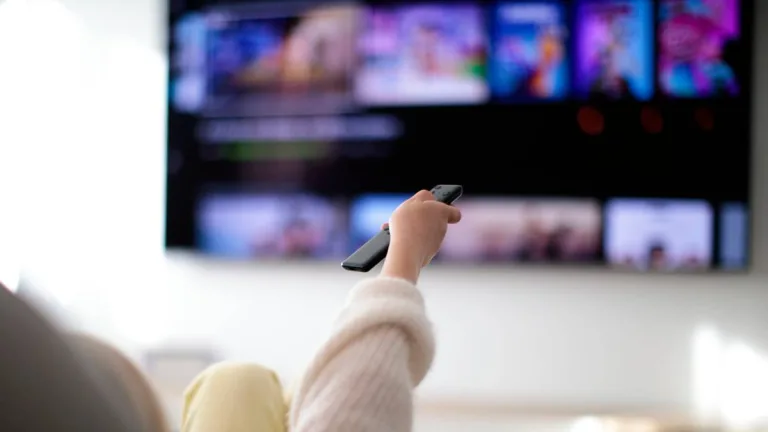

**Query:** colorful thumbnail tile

left=196, top=193, right=347, bottom=259
left=355, top=3, right=488, bottom=105
left=489, top=1, right=569, bottom=101
left=574, top=0, right=654, bottom=100
left=440, top=198, right=602, bottom=263
left=719, top=202, right=748, bottom=270
left=203, top=4, right=360, bottom=115
left=171, top=12, right=207, bottom=113
left=604, top=199, right=714, bottom=271
left=659, top=0, right=740, bottom=97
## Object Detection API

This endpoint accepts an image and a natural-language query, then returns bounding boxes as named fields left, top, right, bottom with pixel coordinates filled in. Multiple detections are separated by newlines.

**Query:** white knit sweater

left=289, top=277, right=435, bottom=432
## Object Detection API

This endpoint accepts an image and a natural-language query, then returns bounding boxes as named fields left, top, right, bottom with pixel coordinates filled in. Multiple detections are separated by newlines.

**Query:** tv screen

left=165, top=0, right=754, bottom=272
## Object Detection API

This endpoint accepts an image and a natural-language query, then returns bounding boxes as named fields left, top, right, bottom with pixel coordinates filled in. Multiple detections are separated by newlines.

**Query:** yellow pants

left=182, top=362, right=289, bottom=432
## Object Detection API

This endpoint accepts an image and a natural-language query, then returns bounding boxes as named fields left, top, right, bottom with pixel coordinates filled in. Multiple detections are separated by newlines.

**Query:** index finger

left=411, top=189, right=436, bottom=202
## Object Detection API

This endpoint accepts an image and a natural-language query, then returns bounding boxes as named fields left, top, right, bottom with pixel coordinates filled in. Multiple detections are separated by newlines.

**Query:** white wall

left=1, top=0, right=767, bottom=423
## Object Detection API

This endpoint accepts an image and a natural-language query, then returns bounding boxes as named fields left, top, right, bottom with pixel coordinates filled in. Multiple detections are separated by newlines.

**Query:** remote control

left=341, top=185, right=463, bottom=272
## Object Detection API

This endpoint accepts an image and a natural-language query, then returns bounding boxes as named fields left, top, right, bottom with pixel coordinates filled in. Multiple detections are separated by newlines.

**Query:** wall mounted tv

left=166, top=0, right=754, bottom=272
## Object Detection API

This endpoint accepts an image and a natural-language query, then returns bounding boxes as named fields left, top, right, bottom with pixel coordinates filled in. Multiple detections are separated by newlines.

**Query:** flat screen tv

left=165, top=0, right=754, bottom=272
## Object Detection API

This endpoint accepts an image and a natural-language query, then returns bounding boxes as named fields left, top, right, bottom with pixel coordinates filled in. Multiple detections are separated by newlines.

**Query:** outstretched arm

left=290, top=190, right=461, bottom=432
left=290, top=276, right=435, bottom=432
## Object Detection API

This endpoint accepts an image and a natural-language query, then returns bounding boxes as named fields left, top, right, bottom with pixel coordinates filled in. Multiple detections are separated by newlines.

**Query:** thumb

left=427, top=202, right=462, bottom=224
left=445, top=206, right=462, bottom=224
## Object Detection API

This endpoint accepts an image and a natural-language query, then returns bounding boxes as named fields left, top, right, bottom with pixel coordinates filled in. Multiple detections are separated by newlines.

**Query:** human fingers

left=411, top=189, right=436, bottom=202
left=425, top=201, right=462, bottom=224
left=444, top=205, right=462, bottom=224
left=381, top=222, right=389, bottom=230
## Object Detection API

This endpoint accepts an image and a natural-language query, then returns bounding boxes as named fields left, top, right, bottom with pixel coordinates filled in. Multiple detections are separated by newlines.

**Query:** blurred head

left=648, top=243, right=668, bottom=269
left=0, top=288, right=167, bottom=432
left=69, top=335, right=169, bottom=432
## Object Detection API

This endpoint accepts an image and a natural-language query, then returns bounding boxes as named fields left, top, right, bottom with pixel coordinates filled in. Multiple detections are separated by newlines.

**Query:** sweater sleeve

left=290, top=277, right=435, bottom=432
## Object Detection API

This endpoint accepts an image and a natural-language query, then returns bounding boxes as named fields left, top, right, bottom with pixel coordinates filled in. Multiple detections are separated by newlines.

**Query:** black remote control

left=341, top=185, right=463, bottom=272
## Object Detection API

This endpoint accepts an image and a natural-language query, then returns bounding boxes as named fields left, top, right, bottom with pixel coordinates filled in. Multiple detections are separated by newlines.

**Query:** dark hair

left=648, top=242, right=666, bottom=255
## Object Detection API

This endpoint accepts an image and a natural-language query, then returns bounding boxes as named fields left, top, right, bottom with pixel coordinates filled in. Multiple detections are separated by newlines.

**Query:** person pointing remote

left=0, top=190, right=459, bottom=432
left=289, top=189, right=462, bottom=431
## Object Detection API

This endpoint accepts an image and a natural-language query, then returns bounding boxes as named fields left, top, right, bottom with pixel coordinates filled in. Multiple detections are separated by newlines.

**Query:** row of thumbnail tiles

left=172, top=0, right=742, bottom=115
left=196, top=194, right=749, bottom=271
